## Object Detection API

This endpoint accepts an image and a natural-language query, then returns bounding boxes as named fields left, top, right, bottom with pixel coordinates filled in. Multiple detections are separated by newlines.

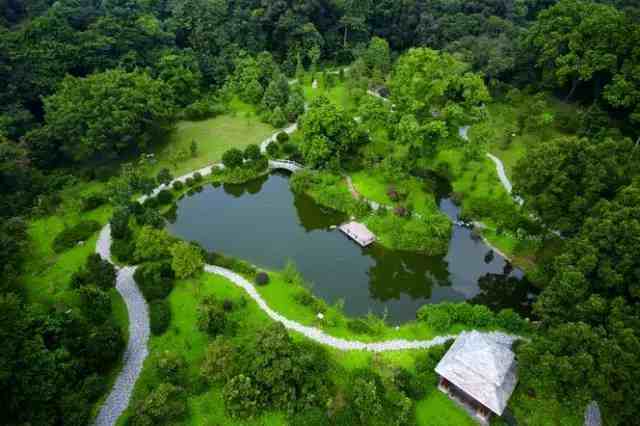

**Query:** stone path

left=94, top=227, right=148, bottom=426
left=259, top=121, right=298, bottom=154
left=485, top=153, right=524, bottom=206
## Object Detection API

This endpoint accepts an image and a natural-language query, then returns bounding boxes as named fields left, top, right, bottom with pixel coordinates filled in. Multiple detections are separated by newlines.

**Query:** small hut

left=435, top=331, right=518, bottom=423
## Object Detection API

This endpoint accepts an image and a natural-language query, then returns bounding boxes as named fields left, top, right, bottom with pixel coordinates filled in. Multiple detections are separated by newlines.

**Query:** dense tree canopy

left=42, top=69, right=175, bottom=161
left=513, top=136, right=637, bottom=235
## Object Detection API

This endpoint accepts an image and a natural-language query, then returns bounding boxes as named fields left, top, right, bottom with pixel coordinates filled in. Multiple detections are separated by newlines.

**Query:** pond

left=166, top=172, right=534, bottom=324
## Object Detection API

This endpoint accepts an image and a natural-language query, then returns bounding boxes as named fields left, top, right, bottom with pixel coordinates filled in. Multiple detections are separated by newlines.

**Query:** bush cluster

left=207, top=251, right=257, bottom=276
left=222, top=148, right=244, bottom=168
left=156, top=189, right=173, bottom=205
left=80, top=192, right=108, bottom=211
left=255, top=271, right=270, bottom=286
left=52, top=220, right=101, bottom=252
left=70, top=253, right=117, bottom=290
left=416, top=302, right=528, bottom=333
left=134, top=262, right=175, bottom=301
left=150, top=299, right=171, bottom=335
left=197, top=296, right=228, bottom=337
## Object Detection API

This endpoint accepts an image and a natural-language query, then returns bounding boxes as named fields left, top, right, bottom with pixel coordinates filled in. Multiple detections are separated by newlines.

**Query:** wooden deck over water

left=339, top=221, right=376, bottom=247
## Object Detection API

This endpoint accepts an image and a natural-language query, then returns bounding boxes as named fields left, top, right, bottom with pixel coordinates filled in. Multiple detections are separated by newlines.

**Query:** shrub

left=266, top=142, right=279, bottom=157
left=111, top=238, right=135, bottom=262
left=223, top=374, right=260, bottom=418
left=276, top=131, right=289, bottom=144
left=134, top=262, right=175, bottom=301
left=282, top=142, right=297, bottom=156
left=170, top=241, right=204, bottom=279
left=387, top=186, right=399, bottom=201
left=416, top=302, right=524, bottom=332
left=53, top=220, right=101, bottom=252
left=496, top=308, right=527, bottom=333
left=155, top=189, right=172, bottom=205
left=394, top=205, right=407, bottom=217
left=347, top=319, right=373, bottom=335
left=134, top=227, right=173, bottom=262
left=81, top=193, right=108, bottom=211
left=243, top=144, right=261, bottom=161
left=78, top=285, right=112, bottom=324
left=150, top=299, right=171, bottom=335
left=269, top=106, right=287, bottom=127
left=132, top=383, right=186, bottom=426
left=172, top=180, right=184, bottom=191
left=71, top=253, right=117, bottom=290
left=136, top=208, right=164, bottom=229
left=157, top=168, right=173, bottom=186
left=255, top=271, right=270, bottom=286
left=156, top=351, right=186, bottom=385
left=223, top=299, right=234, bottom=312
left=200, top=336, right=237, bottom=384
left=394, top=367, right=430, bottom=400
left=294, top=289, right=327, bottom=313
left=183, top=96, right=226, bottom=120
left=282, top=259, right=302, bottom=284
left=185, top=177, right=195, bottom=187
left=222, top=148, right=244, bottom=168
left=193, top=171, right=203, bottom=182
left=198, top=297, right=227, bottom=336
left=110, top=209, right=131, bottom=240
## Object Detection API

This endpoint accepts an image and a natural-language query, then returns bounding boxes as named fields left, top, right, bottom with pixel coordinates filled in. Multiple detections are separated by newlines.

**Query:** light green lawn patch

left=350, top=170, right=442, bottom=217
left=416, top=391, right=477, bottom=426
left=302, top=80, right=357, bottom=112
left=151, top=113, right=275, bottom=176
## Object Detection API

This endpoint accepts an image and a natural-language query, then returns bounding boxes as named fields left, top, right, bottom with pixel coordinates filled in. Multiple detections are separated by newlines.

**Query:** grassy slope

left=350, top=171, right=443, bottom=218
left=301, top=78, right=356, bottom=112
left=150, top=104, right=275, bottom=176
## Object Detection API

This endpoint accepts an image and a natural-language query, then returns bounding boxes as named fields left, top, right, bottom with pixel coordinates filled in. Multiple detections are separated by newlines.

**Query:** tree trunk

left=565, top=78, right=578, bottom=102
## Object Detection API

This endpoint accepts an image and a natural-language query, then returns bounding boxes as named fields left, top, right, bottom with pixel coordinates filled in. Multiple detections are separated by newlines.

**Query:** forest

left=1, top=0, right=639, bottom=425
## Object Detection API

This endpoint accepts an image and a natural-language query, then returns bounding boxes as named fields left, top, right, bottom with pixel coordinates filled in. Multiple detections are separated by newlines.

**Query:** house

left=435, top=331, right=518, bottom=424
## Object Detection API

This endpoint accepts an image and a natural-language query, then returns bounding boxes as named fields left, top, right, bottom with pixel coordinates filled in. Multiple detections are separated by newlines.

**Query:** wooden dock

left=339, top=221, right=376, bottom=247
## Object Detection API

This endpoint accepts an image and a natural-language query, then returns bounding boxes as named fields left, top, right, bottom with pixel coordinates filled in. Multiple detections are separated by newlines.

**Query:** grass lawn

left=350, top=170, right=443, bottom=218
left=22, top=181, right=113, bottom=305
left=416, top=391, right=477, bottom=426
left=300, top=78, right=357, bottom=112
left=150, top=111, right=275, bottom=177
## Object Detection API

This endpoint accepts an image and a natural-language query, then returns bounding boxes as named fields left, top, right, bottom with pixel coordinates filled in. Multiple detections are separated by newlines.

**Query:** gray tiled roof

left=435, top=331, right=518, bottom=415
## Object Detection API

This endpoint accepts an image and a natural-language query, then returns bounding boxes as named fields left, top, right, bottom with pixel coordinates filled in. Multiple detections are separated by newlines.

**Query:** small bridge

left=269, top=159, right=304, bottom=173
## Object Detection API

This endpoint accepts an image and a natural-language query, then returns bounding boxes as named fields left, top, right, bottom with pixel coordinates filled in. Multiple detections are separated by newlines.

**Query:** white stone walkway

left=94, top=227, right=148, bottom=426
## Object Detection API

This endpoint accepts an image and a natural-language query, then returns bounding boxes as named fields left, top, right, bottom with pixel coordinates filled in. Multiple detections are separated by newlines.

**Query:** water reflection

left=167, top=172, right=532, bottom=323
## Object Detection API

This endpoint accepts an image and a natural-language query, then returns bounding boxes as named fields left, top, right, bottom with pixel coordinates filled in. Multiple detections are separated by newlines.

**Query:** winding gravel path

left=94, top=227, right=148, bottom=426
left=486, top=153, right=524, bottom=206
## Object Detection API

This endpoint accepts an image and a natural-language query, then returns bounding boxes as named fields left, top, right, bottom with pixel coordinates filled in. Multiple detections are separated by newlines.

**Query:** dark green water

left=167, top=172, right=532, bottom=323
